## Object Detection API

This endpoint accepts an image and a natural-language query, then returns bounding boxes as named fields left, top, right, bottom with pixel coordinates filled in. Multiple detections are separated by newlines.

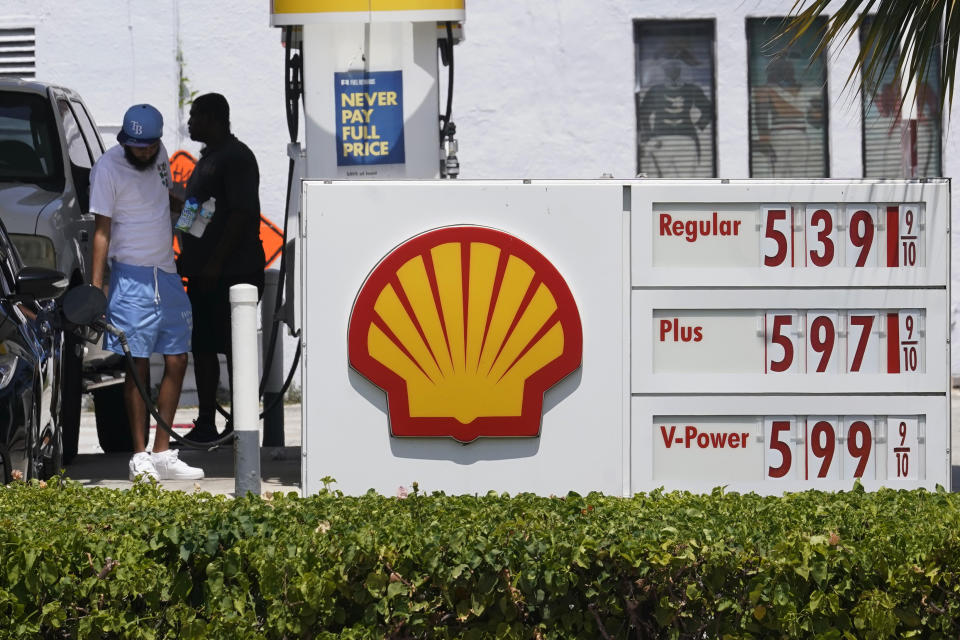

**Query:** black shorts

left=187, top=272, right=264, bottom=355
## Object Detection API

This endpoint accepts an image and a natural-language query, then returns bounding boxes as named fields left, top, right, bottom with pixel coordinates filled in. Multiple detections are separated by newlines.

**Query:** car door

left=0, top=231, right=37, bottom=481
left=51, top=89, right=100, bottom=281
left=67, top=97, right=103, bottom=272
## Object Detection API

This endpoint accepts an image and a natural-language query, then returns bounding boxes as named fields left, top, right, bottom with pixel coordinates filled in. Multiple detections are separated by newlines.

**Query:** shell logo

left=348, top=226, right=583, bottom=442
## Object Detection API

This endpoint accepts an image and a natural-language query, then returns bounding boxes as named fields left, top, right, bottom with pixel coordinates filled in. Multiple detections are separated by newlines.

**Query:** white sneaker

left=129, top=452, right=159, bottom=482
left=151, top=449, right=204, bottom=480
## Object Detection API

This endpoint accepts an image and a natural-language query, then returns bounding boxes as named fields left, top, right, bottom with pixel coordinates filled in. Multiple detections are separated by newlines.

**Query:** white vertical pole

left=231, top=283, right=261, bottom=496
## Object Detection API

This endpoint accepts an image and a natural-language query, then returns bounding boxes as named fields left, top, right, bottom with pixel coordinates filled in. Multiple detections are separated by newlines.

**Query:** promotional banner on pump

left=299, top=179, right=950, bottom=496
left=335, top=70, right=405, bottom=169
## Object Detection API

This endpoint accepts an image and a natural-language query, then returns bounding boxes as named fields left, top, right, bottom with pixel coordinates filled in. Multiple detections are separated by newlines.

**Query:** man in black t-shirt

left=178, top=93, right=265, bottom=443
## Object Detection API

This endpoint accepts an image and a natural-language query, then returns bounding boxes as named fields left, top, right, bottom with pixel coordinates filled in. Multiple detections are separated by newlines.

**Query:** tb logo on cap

left=130, top=121, right=143, bottom=135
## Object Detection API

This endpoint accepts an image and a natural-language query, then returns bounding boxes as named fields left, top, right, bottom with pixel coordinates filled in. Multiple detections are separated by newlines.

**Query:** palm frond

left=782, top=0, right=954, bottom=116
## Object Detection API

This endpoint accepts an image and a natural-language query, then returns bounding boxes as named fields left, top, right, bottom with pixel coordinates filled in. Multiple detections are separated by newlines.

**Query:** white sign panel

left=633, top=181, right=947, bottom=288
left=301, top=179, right=950, bottom=496
left=300, top=181, right=627, bottom=496
left=633, top=395, right=946, bottom=494
left=634, top=289, right=946, bottom=394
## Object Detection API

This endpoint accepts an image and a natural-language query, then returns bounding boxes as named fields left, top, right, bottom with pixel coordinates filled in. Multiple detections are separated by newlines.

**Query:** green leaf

left=386, top=580, right=406, bottom=599
left=365, top=572, right=387, bottom=596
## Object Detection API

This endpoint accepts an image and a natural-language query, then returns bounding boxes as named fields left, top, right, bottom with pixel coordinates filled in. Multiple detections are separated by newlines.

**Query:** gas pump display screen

left=334, top=70, right=405, bottom=167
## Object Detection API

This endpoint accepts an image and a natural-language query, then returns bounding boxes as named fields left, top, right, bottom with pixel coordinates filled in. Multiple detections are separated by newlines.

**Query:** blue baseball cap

left=117, top=104, right=163, bottom=147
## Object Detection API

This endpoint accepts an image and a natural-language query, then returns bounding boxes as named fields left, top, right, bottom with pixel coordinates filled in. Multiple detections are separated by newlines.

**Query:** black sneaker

left=182, top=419, right=220, bottom=444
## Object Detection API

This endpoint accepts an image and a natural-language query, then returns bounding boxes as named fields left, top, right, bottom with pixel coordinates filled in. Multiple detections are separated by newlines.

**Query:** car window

left=57, top=98, right=93, bottom=170
left=0, top=91, right=64, bottom=185
left=71, top=99, right=103, bottom=159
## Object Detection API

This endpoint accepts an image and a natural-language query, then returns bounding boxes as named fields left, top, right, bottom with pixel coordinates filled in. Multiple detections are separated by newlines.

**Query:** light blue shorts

left=105, top=262, right=192, bottom=358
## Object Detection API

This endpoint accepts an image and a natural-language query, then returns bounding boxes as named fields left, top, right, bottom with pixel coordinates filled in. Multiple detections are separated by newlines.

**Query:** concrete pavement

left=63, top=403, right=302, bottom=496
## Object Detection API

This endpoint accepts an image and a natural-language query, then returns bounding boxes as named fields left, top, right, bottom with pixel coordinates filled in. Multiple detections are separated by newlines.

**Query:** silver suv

left=0, top=79, right=127, bottom=461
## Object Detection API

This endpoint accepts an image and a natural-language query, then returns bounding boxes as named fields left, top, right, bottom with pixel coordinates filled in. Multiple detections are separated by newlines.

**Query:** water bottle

left=188, top=197, right=216, bottom=238
left=175, top=197, right=200, bottom=232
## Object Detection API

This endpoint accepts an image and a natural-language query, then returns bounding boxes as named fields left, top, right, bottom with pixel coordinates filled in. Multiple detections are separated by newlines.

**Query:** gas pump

left=265, top=1, right=465, bottom=444
left=270, top=1, right=464, bottom=181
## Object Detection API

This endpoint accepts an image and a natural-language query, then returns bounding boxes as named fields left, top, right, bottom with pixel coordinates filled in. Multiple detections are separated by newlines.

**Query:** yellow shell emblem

left=348, top=226, right=583, bottom=441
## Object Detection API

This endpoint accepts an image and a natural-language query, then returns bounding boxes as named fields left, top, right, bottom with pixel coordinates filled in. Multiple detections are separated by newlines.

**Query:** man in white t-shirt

left=90, top=103, right=203, bottom=482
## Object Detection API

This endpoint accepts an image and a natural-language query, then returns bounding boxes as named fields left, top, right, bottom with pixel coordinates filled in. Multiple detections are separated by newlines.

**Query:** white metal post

left=231, top=283, right=261, bottom=496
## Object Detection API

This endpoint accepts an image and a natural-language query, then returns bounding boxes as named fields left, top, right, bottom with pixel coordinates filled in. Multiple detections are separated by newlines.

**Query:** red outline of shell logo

left=348, top=226, right=583, bottom=442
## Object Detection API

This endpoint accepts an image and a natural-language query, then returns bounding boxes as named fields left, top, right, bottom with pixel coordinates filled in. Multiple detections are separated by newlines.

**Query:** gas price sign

left=652, top=309, right=924, bottom=375
left=764, top=204, right=922, bottom=268
left=652, top=203, right=925, bottom=269
left=632, top=180, right=949, bottom=493
left=651, top=414, right=924, bottom=484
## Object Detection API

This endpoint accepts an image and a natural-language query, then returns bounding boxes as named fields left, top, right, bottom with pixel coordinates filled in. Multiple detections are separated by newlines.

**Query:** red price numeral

left=848, top=315, right=874, bottom=372
left=767, top=421, right=792, bottom=478
left=887, top=311, right=921, bottom=374
left=895, top=421, right=910, bottom=477
left=808, top=208, right=835, bottom=267
left=886, top=206, right=919, bottom=268
left=889, top=417, right=917, bottom=480
left=902, top=345, right=918, bottom=371
left=809, top=315, right=835, bottom=372
left=768, top=314, right=794, bottom=372
left=809, top=421, right=836, bottom=478
left=895, top=450, right=910, bottom=477
left=901, top=314, right=919, bottom=372
left=901, top=209, right=917, bottom=266
left=902, top=241, right=917, bottom=266
left=848, top=210, right=875, bottom=267
left=847, top=421, right=872, bottom=478
left=764, top=209, right=790, bottom=267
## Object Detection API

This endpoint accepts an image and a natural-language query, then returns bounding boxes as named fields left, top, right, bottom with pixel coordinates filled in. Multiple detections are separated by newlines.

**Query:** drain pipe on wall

left=231, top=284, right=261, bottom=496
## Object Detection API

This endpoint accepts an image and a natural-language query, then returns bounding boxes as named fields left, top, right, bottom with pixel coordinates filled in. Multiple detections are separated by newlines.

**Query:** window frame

left=745, top=16, right=831, bottom=178
left=632, top=18, right=719, bottom=178
left=858, top=15, right=943, bottom=178
left=56, top=98, right=95, bottom=170
left=70, top=99, right=104, bottom=160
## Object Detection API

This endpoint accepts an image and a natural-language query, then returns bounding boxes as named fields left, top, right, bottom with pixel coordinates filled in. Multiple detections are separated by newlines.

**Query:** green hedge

left=1, top=479, right=960, bottom=639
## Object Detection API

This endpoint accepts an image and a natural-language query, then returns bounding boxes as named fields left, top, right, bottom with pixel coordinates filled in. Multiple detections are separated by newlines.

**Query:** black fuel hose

left=439, top=21, right=454, bottom=135
left=215, top=340, right=301, bottom=423
left=103, top=321, right=235, bottom=450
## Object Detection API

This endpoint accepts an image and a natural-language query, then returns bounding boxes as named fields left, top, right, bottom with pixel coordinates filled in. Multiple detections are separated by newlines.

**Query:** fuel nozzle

left=441, top=121, right=459, bottom=179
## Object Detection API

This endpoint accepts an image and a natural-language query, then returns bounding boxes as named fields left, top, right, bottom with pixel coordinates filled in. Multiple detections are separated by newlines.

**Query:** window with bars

left=634, top=20, right=717, bottom=178
left=747, top=17, right=829, bottom=178
left=0, top=28, right=35, bottom=80
left=860, top=17, right=941, bottom=178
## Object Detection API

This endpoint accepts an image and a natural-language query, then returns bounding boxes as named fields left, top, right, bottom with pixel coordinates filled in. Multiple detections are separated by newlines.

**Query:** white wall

left=4, top=0, right=956, bottom=372
left=449, top=0, right=866, bottom=179
left=0, top=0, right=289, bottom=225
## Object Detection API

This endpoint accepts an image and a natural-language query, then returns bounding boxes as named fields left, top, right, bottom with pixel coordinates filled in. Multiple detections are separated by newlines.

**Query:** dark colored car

left=0, top=218, right=67, bottom=482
